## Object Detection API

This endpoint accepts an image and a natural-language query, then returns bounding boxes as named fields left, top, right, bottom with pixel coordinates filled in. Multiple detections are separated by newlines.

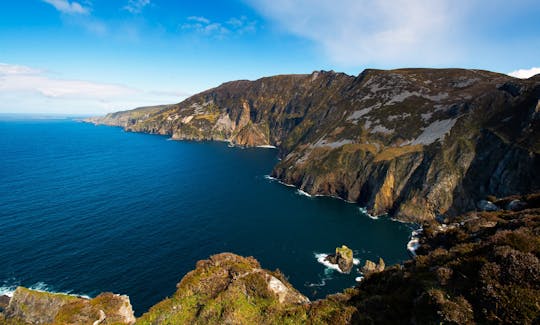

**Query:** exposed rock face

left=361, top=257, right=385, bottom=275
left=325, top=245, right=354, bottom=273
left=3, top=287, right=135, bottom=324
left=86, top=68, right=540, bottom=222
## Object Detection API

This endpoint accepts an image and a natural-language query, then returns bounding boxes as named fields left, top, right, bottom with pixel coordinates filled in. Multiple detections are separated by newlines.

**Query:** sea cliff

left=86, top=68, right=540, bottom=222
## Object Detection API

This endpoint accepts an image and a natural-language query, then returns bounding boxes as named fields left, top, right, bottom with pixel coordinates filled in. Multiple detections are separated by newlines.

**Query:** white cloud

left=0, top=63, right=135, bottom=99
left=0, top=63, right=42, bottom=75
left=0, top=63, right=189, bottom=114
left=181, top=16, right=257, bottom=38
left=508, top=67, right=540, bottom=79
left=246, top=0, right=464, bottom=66
left=124, top=0, right=151, bottom=14
left=187, top=16, right=210, bottom=24
left=42, top=0, right=89, bottom=15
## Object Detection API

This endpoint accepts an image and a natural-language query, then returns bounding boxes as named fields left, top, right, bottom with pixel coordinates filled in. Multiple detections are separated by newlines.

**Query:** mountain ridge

left=86, top=68, right=540, bottom=222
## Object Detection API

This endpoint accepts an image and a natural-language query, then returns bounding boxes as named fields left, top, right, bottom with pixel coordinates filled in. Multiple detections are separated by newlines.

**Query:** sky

left=0, top=0, right=539, bottom=114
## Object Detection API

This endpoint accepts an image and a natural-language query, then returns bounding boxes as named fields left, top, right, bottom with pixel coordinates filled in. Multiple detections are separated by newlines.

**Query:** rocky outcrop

left=325, top=245, right=354, bottom=273
left=361, top=257, right=385, bottom=275
left=137, top=253, right=311, bottom=324
left=86, top=68, right=540, bottom=222
left=2, top=287, right=135, bottom=324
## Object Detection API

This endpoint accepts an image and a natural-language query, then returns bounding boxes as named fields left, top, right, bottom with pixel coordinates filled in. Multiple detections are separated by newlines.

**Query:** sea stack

left=325, top=245, right=354, bottom=273
left=361, top=257, right=386, bottom=276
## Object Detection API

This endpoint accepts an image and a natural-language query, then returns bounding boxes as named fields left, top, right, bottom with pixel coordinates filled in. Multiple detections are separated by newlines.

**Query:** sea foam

left=407, top=229, right=423, bottom=256
left=0, top=282, right=90, bottom=299
left=314, top=253, right=360, bottom=274
left=296, top=189, right=313, bottom=198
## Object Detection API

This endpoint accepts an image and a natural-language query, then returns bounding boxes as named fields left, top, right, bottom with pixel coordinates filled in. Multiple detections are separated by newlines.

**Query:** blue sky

left=0, top=0, right=539, bottom=114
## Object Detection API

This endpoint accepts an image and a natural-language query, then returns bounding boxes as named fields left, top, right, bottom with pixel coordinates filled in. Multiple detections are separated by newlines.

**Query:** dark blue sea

left=0, top=117, right=413, bottom=315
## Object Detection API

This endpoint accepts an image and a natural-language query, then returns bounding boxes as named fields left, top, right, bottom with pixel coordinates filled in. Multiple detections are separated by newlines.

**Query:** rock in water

left=362, top=257, right=385, bottom=275
left=325, top=245, right=354, bottom=273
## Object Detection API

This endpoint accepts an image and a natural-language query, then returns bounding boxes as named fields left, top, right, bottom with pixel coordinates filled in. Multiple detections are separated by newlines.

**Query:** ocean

left=0, top=117, right=412, bottom=315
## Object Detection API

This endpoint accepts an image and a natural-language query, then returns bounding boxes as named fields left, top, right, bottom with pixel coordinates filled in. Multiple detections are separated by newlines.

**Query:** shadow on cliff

left=448, top=130, right=540, bottom=215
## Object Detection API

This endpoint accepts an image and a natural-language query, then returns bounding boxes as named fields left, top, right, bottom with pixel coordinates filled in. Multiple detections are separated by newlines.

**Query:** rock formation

left=361, top=257, right=385, bottom=275
left=2, top=287, right=135, bottom=324
left=86, top=68, right=540, bottom=222
left=137, top=253, right=311, bottom=324
left=325, top=245, right=354, bottom=273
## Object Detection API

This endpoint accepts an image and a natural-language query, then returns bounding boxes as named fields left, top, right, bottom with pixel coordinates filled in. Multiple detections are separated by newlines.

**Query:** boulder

left=477, top=200, right=499, bottom=212
left=506, top=199, right=527, bottom=211
left=325, top=245, right=354, bottom=273
left=0, top=295, right=9, bottom=312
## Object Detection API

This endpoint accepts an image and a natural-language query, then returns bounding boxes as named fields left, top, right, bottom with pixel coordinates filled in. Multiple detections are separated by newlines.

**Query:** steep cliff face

left=86, top=69, right=540, bottom=221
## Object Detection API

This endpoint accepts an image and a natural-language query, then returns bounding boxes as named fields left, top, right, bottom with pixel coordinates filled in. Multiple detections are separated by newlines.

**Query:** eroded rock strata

left=86, top=69, right=540, bottom=221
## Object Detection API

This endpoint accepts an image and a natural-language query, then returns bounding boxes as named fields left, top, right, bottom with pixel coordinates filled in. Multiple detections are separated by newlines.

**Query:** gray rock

left=506, top=199, right=527, bottom=211
left=0, top=295, right=10, bottom=312
left=477, top=200, right=499, bottom=211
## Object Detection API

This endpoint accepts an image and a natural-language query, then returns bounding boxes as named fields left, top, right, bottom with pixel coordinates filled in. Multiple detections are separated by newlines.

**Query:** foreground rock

left=86, top=68, right=540, bottom=222
left=325, top=245, right=354, bottom=273
left=2, top=287, right=135, bottom=324
left=137, top=253, right=318, bottom=324
left=0, top=295, right=9, bottom=312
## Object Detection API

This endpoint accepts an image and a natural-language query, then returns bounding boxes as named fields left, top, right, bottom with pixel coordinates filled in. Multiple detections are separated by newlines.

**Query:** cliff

left=86, top=68, right=540, bottom=221
left=2, top=193, right=539, bottom=324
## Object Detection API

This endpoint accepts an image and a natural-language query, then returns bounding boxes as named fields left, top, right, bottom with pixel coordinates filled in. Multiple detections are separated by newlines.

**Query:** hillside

left=86, top=68, right=540, bottom=221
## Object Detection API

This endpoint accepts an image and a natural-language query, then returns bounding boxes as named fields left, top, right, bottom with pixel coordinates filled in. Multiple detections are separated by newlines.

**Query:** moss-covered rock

left=136, top=253, right=310, bottom=325
left=325, top=245, right=354, bottom=273
left=3, top=287, right=135, bottom=324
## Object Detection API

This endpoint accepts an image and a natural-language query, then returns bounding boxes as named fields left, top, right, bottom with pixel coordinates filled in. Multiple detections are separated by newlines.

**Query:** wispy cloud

left=508, top=67, right=540, bottom=79
left=0, top=63, right=189, bottom=114
left=181, top=16, right=257, bottom=38
left=0, top=63, right=135, bottom=99
left=123, top=0, right=151, bottom=14
left=0, top=63, right=42, bottom=75
left=41, top=0, right=90, bottom=15
left=246, top=0, right=464, bottom=66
